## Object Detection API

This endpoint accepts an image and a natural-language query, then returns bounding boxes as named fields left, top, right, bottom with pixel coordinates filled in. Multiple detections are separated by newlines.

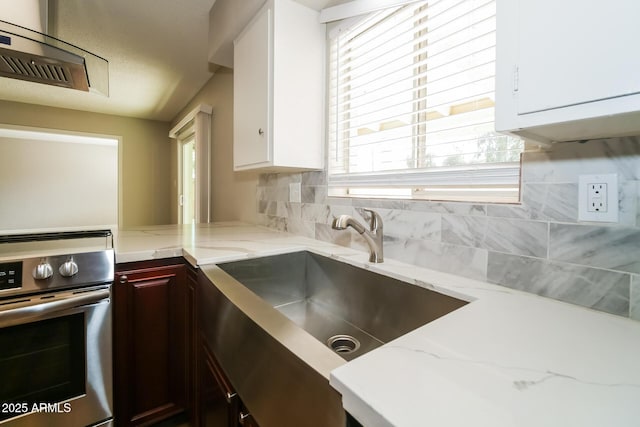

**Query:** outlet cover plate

left=578, top=173, right=618, bottom=222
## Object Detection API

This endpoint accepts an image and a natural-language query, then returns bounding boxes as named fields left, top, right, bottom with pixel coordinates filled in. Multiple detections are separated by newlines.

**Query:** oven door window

left=0, top=312, right=85, bottom=421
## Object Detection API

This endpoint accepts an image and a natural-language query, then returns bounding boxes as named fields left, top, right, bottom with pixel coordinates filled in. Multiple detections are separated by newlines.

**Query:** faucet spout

left=332, top=215, right=366, bottom=233
left=331, top=209, right=384, bottom=263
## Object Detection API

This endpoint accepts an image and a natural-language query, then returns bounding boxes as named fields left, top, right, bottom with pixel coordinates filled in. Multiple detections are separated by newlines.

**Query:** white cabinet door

left=496, top=0, right=640, bottom=143
left=233, top=5, right=271, bottom=169
left=233, top=0, right=325, bottom=171
left=516, top=0, right=640, bottom=115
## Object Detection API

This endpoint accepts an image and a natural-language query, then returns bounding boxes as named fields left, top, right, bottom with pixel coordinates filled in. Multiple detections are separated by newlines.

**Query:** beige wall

left=0, top=100, right=172, bottom=227
left=1, top=136, right=118, bottom=231
left=171, top=68, right=258, bottom=223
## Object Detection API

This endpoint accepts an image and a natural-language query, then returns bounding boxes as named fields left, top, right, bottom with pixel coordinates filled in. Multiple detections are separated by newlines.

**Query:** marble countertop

left=114, top=222, right=320, bottom=264
left=115, top=223, right=640, bottom=427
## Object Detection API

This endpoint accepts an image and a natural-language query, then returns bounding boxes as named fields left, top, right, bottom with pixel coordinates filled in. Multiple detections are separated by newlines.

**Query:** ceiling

left=0, top=0, right=338, bottom=123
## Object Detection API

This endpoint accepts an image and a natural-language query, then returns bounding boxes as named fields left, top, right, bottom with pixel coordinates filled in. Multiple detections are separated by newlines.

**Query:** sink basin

left=218, top=251, right=468, bottom=361
left=199, top=251, right=468, bottom=427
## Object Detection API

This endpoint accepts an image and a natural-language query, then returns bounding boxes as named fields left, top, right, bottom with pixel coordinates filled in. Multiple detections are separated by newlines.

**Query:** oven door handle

left=0, top=289, right=110, bottom=327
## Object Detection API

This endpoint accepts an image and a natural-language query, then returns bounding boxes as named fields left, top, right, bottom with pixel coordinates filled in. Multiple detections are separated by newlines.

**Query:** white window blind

left=327, top=0, right=523, bottom=203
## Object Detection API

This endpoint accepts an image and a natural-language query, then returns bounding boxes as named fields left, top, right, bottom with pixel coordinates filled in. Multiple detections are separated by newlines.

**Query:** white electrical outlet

left=586, top=183, right=607, bottom=212
left=578, top=174, right=618, bottom=222
left=289, top=182, right=301, bottom=203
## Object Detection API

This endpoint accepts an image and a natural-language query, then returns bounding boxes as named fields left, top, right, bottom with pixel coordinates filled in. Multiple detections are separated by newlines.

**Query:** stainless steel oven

left=0, top=230, right=114, bottom=427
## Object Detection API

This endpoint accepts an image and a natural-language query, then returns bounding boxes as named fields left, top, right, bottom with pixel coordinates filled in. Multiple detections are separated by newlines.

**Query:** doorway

left=180, top=136, right=196, bottom=224
left=170, top=104, right=212, bottom=225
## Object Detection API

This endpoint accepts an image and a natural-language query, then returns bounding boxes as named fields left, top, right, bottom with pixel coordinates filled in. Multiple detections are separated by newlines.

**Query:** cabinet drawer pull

left=225, top=391, right=237, bottom=403
left=239, top=411, right=250, bottom=425
left=258, top=128, right=264, bottom=136
left=119, top=275, right=128, bottom=284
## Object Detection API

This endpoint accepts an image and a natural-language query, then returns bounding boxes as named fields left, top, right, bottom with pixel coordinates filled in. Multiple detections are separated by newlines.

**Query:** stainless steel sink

left=218, top=251, right=468, bottom=361
left=199, top=251, right=468, bottom=427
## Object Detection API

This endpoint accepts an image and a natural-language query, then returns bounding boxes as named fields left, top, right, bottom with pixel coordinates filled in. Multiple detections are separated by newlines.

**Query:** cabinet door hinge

left=513, top=66, right=519, bottom=92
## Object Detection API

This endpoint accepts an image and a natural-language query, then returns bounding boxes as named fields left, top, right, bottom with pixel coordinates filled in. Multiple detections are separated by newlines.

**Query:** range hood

left=0, top=2, right=108, bottom=96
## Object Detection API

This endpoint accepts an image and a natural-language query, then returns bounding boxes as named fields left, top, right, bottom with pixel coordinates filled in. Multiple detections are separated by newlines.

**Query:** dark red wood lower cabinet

left=200, top=337, right=240, bottom=427
left=114, top=259, right=189, bottom=426
left=199, top=336, right=262, bottom=427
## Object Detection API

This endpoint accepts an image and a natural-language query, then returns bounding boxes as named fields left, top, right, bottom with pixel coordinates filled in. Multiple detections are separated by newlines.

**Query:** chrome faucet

left=332, top=209, right=384, bottom=263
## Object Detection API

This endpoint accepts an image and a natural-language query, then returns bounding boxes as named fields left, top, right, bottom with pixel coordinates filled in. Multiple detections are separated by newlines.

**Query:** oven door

left=0, top=286, right=113, bottom=427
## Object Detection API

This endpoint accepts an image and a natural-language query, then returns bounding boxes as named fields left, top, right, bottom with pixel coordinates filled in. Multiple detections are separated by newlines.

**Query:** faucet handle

left=362, top=209, right=383, bottom=231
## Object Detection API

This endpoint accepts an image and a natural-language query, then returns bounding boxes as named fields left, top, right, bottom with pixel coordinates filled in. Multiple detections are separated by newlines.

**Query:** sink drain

left=327, top=335, right=361, bottom=354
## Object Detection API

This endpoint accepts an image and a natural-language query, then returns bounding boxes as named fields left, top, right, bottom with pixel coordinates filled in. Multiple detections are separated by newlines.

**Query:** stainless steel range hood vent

left=0, top=19, right=108, bottom=96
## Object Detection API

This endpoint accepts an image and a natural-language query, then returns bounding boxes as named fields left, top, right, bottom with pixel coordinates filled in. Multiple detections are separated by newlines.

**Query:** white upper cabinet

left=495, top=0, right=640, bottom=143
left=234, top=5, right=270, bottom=169
left=233, top=0, right=325, bottom=171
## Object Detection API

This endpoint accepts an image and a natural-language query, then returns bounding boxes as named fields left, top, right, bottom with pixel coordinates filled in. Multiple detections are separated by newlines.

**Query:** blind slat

left=328, top=163, right=522, bottom=186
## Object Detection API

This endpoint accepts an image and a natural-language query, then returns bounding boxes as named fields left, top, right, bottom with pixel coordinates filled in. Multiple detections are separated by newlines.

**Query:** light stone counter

left=114, top=222, right=324, bottom=265
left=115, top=222, right=640, bottom=427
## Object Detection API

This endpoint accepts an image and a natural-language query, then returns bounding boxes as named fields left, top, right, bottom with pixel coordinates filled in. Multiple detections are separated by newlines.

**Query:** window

left=327, top=0, right=523, bottom=203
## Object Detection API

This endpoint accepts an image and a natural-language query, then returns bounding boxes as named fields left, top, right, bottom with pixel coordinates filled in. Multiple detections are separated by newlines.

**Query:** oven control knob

left=59, top=257, right=79, bottom=277
left=33, top=258, right=54, bottom=280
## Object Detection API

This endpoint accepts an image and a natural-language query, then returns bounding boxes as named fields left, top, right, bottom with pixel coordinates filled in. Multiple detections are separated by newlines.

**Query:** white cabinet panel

left=234, top=6, right=271, bottom=168
left=517, top=0, right=640, bottom=114
left=233, top=0, right=325, bottom=171
left=496, top=0, right=640, bottom=143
